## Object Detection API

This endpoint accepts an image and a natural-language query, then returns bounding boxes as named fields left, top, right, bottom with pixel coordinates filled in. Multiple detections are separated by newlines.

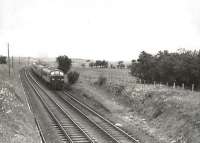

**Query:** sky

left=0, top=0, right=200, bottom=61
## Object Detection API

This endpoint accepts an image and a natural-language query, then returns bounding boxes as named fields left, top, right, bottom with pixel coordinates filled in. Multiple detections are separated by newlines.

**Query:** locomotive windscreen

left=50, top=71, right=64, bottom=76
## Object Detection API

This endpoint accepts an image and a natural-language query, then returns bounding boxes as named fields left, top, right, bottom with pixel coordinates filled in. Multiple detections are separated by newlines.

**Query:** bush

left=81, top=63, right=85, bottom=67
left=97, top=76, right=107, bottom=86
left=0, top=56, right=6, bottom=64
left=115, top=85, right=125, bottom=96
left=67, top=71, right=79, bottom=84
left=110, top=84, right=125, bottom=96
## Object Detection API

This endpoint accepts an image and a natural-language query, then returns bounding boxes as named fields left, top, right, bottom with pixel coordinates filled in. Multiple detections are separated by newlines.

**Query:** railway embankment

left=0, top=65, right=41, bottom=143
left=69, top=82, right=158, bottom=143
left=70, top=69, right=200, bottom=143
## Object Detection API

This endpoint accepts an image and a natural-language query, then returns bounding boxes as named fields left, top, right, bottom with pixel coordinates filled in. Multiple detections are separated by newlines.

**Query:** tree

left=67, top=71, right=79, bottom=84
left=89, top=62, right=94, bottom=68
left=117, top=61, right=125, bottom=69
left=81, top=63, right=85, bottom=68
left=110, top=64, right=116, bottom=69
left=130, top=49, right=200, bottom=89
left=0, top=56, right=7, bottom=64
left=95, top=60, right=101, bottom=68
left=130, top=60, right=137, bottom=76
left=156, top=51, right=176, bottom=83
left=56, top=55, right=72, bottom=74
left=136, top=51, right=157, bottom=82
left=94, top=60, right=108, bottom=68
left=101, top=60, right=108, bottom=68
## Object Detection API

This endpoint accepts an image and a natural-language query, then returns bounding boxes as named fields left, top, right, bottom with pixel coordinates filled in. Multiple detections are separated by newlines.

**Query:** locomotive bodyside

left=31, top=63, right=64, bottom=90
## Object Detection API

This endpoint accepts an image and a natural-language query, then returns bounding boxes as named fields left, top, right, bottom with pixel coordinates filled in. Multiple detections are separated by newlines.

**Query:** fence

left=76, top=67, right=197, bottom=94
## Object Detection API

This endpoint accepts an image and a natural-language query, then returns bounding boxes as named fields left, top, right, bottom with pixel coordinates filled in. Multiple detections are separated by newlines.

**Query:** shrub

left=81, top=63, right=85, bottom=67
left=112, top=85, right=125, bottom=96
left=115, top=85, right=125, bottom=95
left=97, top=76, right=107, bottom=86
left=0, top=56, right=6, bottom=64
left=67, top=71, right=79, bottom=84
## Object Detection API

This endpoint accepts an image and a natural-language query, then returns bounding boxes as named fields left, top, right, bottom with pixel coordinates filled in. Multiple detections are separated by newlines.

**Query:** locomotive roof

left=42, top=66, right=63, bottom=74
left=43, top=67, right=61, bottom=71
left=33, top=63, right=63, bottom=74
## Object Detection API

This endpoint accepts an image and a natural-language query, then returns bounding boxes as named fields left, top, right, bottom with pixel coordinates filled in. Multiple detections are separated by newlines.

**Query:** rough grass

left=113, top=84, right=200, bottom=143
left=72, top=67, right=135, bottom=85
left=75, top=67, right=200, bottom=143
left=0, top=64, right=41, bottom=143
left=0, top=81, right=40, bottom=143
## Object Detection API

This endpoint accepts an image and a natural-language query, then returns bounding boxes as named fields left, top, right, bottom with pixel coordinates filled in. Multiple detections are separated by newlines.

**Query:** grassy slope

left=0, top=64, right=41, bottom=143
left=73, top=67, right=200, bottom=143
left=41, top=59, right=200, bottom=142
left=128, top=88, right=200, bottom=143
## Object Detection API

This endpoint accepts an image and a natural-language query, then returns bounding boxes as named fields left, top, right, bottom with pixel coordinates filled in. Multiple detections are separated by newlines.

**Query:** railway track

left=24, top=69, right=95, bottom=143
left=20, top=70, right=47, bottom=143
left=24, top=68, right=140, bottom=143
left=56, top=91, right=140, bottom=143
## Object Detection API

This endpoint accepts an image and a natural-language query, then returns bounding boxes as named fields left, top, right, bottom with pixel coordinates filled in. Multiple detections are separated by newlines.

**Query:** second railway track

left=23, top=68, right=140, bottom=143
left=24, top=68, right=95, bottom=143
left=55, top=91, right=139, bottom=143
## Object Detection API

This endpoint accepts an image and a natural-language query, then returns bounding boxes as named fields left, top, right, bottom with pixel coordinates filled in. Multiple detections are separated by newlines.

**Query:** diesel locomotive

left=31, top=62, right=64, bottom=90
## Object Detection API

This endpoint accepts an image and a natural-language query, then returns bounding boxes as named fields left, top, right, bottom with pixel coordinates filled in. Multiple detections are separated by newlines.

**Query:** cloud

left=1, top=0, right=200, bottom=60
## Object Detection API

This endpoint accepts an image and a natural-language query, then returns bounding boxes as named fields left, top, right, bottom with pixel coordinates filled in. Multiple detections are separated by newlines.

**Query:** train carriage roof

left=33, top=62, right=64, bottom=76
left=33, top=62, right=44, bottom=67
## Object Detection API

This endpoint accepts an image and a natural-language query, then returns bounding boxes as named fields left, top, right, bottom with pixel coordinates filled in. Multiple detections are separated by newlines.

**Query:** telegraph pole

left=7, top=43, right=10, bottom=77
left=28, top=57, right=30, bottom=66
left=12, top=56, right=14, bottom=68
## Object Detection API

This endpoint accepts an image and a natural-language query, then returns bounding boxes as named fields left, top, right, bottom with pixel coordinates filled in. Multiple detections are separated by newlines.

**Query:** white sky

left=0, top=0, right=200, bottom=61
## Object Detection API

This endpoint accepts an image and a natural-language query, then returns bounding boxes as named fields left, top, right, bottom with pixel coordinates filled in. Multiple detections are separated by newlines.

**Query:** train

left=31, top=62, right=64, bottom=90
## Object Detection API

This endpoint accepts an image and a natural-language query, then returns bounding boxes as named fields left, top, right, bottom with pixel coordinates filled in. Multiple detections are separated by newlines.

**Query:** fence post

left=192, top=84, right=194, bottom=92
left=143, top=80, right=145, bottom=91
left=182, top=83, right=184, bottom=90
left=154, top=81, right=156, bottom=88
left=173, top=82, right=176, bottom=89
left=166, top=82, right=168, bottom=87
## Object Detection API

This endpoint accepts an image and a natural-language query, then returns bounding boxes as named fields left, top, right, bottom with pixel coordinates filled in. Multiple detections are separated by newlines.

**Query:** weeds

left=96, top=76, right=107, bottom=86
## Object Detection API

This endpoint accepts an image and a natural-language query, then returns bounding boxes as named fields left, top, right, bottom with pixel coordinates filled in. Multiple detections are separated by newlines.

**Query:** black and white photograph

left=0, top=0, right=200, bottom=143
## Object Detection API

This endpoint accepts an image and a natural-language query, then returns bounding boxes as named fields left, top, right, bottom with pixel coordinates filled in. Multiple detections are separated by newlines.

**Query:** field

left=72, top=67, right=135, bottom=85
left=72, top=66, right=200, bottom=143
left=0, top=60, right=41, bottom=143
left=35, top=57, right=200, bottom=142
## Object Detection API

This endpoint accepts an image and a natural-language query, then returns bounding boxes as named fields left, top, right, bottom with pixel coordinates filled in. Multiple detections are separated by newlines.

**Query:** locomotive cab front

left=50, top=70, right=64, bottom=89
